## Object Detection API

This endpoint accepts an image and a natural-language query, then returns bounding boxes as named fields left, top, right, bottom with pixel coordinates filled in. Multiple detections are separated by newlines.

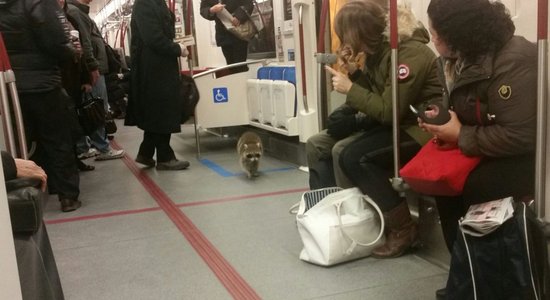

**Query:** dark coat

left=0, top=0, right=74, bottom=94
left=439, top=36, right=538, bottom=157
left=125, top=0, right=184, bottom=133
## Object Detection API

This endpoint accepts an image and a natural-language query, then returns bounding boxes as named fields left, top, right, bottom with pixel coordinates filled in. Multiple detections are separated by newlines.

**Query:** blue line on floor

left=199, top=158, right=295, bottom=177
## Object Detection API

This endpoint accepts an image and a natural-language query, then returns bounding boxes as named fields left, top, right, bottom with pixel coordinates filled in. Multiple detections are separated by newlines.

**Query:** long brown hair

left=333, top=0, right=386, bottom=55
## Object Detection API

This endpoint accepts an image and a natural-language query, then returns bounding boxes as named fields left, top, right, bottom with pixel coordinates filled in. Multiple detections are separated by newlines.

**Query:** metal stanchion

left=535, top=0, right=549, bottom=222
left=388, top=0, right=407, bottom=194
left=0, top=32, right=28, bottom=159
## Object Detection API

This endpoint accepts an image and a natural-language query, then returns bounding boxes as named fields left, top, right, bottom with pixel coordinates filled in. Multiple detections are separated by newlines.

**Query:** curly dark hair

left=427, top=0, right=515, bottom=61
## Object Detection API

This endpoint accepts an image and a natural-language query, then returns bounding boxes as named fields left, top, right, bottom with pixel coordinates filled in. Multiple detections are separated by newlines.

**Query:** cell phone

left=410, top=102, right=450, bottom=125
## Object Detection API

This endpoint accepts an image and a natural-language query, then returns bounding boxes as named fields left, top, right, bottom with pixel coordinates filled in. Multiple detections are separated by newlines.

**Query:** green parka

left=345, top=8, right=441, bottom=145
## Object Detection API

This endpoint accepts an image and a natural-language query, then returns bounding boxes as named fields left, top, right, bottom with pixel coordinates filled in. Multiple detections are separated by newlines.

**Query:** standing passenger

left=126, top=0, right=191, bottom=170
left=58, top=0, right=96, bottom=172
left=200, top=0, right=254, bottom=73
left=423, top=0, right=537, bottom=297
left=0, top=0, right=82, bottom=212
left=66, top=0, right=125, bottom=161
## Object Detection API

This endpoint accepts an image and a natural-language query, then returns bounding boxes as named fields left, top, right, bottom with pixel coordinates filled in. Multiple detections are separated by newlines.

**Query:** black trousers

left=221, top=39, right=249, bottom=74
left=138, top=131, right=174, bottom=163
left=435, top=154, right=535, bottom=252
left=339, top=126, right=421, bottom=212
left=20, top=87, right=80, bottom=201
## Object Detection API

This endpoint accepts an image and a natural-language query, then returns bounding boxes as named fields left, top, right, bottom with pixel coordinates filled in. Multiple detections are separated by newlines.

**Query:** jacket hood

left=67, top=0, right=90, bottom=13
left=383, top=3, right=430, bottom=44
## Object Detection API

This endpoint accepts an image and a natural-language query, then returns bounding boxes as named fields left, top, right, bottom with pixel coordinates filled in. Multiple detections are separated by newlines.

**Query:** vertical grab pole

left=535, top=0, right=548, bottom=220
left=184, top=0, right=201, bottom=159
left=315, top=0, right=330, bottom=130
left=0, top=33, right=27, bottom=158
left=389, top=0, right=406, bottom=193
left=4, top=70, right=28, bottom=159
left=390, top=0, right=399, bottom=177
left=297, top=4, right=309, bottom=113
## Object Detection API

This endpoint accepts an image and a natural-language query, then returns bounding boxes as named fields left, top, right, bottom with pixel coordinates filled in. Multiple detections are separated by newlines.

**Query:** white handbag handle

left=335, top=195, right=385, bottom=255
left=288, top=201, right=300, bottom=215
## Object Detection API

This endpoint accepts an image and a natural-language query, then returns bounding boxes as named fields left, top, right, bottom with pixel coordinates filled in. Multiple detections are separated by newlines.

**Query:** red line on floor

left=45, top=207, right=161, bottom=225
left=45, top=187, right=308, bottom=224
left=111, top=141, right=261, bottom=300
left=177, top=187, right=309, bottom=207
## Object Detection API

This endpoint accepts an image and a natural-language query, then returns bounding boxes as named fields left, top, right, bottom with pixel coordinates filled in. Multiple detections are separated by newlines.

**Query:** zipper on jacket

left=475, top=97, right=483, bottom=125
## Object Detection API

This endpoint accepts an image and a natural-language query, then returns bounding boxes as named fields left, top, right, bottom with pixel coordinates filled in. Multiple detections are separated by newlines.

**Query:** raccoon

left=237, top=131, right=263, bottom=178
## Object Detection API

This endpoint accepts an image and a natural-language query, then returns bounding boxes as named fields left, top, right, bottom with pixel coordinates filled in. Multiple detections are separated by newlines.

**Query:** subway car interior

left=1, top=0, right=549, bottom=299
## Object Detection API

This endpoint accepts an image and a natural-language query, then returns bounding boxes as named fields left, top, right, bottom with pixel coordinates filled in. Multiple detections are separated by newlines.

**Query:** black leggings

left=339, top=126, right=421, bottom=212
left=435, top=154, right=535, bottom=252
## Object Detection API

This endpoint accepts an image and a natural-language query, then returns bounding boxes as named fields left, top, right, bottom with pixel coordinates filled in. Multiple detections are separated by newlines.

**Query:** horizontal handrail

left=192, top=59, right=270, bottom=79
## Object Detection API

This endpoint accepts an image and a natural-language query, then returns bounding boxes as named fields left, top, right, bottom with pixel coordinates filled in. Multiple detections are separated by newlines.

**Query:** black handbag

left=6, top=177, right=45, bottom=234
left=105, top=111, right=118, bottom=135
left=180, top=74, right=200, bottom=124
left=446, top=201, right=550, bottom=300
left=76, top=93, right=106, bottom=135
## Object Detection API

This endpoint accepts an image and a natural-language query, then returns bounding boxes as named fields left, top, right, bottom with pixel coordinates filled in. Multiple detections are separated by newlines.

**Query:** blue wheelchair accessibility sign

left=213, top=87, right=228, bottom=103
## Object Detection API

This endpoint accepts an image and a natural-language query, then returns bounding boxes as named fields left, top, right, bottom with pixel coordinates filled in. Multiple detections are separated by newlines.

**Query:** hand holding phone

left=410, top=102, right=450, bottom=125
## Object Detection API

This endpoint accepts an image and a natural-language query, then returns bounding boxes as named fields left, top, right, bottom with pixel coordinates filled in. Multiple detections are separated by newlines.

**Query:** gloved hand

left=326, top=104, right=358, bottom=139
left=355, top=111, right=376, bottom=130
left=179, top=44, right=189, bottom=57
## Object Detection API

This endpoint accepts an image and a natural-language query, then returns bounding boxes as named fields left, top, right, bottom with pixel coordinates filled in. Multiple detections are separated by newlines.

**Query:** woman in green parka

left=328, top=0, right=442, bottom=258
left=126, top=0, right=190, bottom=170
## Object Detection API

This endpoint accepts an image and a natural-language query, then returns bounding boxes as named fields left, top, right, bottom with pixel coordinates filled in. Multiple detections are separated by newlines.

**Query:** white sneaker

left=95, top=149, right=125, bottom=161
left=77, top=148, right=99, bottom=159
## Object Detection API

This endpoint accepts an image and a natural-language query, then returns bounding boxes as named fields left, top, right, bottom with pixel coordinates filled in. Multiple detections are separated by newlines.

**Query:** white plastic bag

left=296, top=187, right=385, bottom=266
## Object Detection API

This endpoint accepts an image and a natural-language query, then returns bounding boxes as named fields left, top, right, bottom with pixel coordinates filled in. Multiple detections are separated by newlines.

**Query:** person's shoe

left=60, top=199, right=82, bottom=212
left=436, top=287, right=447, bottom=300
left=95, top=149, right=125, bottom=161
left=77, top=160, right=95, bottom=171
left=135, top=154, right=156, bottom=167
left=156, top=159, right=190, bottom=170
left=77, top=148, right=99, bottom=159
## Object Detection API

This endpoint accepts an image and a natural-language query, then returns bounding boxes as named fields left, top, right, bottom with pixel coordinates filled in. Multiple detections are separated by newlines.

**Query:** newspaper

left=175, top=35, right=195, bottom=47
left=459, top=197, right=514, bottom=237
left=216, top=7, right=234, bottom=29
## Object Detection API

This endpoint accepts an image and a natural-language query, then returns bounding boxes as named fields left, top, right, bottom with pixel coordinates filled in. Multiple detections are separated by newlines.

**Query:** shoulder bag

left=228, top=15, right=257, bottom=41
left=293, top=187, right=385, bottom=266
left=446, top=201, right=549, bottom=299
left=400, top=138, right=482, bottom=196
left=226, top=0, right=264, bottom=41
left=180, top=74, right=200, bottom=123
left=76, top=93, right=106, bottom=135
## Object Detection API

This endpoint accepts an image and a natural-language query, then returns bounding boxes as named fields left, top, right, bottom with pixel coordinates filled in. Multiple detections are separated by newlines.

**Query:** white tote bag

left=295, top=187, right=385, bottom=266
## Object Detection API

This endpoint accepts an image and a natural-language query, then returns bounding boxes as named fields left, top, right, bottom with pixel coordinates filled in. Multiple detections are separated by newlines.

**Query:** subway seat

left=246, top=66, right=298, bottom=136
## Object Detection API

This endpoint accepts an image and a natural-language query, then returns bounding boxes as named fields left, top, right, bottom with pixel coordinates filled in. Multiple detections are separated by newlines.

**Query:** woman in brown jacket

left=422, top=0, right=537, bottom=297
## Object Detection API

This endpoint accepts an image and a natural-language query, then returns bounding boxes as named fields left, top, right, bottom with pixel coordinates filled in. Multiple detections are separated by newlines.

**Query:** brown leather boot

left=372, top=201, right=418, bottom=258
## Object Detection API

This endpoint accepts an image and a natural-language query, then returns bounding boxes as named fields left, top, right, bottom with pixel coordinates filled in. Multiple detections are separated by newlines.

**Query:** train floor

left=43, top=120, right=448, bottom=300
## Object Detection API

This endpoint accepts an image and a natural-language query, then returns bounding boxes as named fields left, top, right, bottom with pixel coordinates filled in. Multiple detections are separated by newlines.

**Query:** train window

left=248, top=0, right=276, bottom=59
